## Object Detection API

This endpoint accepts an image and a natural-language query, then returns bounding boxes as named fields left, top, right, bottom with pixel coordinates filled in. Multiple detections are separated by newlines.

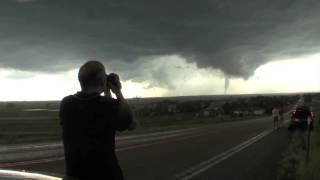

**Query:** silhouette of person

left=279, top=106, right=284, bottom=128
left=272, top=107, right=280, bottom=129
left=59, top=61, right=135, bottom=180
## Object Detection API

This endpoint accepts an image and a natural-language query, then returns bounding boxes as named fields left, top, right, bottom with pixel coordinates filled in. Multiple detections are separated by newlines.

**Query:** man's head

left=78, top=61, right=106, bottom=92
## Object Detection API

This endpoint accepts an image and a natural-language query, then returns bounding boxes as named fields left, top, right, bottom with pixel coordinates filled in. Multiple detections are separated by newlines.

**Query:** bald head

left=78, top=61, right=106, bottom=91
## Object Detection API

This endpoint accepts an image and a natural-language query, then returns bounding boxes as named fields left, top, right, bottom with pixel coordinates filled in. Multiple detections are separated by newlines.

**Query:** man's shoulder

left=61, top=94, right=76, bottom=103
left=59, top=95, right=77, bottom=110
left=60, top=94, right=119, bottom=107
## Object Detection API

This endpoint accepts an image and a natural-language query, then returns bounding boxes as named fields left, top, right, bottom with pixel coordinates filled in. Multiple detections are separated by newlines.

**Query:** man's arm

left=109, top=74, right=136, bottom=131
left=114, top=91, right=136, bottom=131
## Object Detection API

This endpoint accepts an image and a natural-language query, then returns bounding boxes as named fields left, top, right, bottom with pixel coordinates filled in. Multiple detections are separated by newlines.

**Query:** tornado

left=224, top=76, right=230, bottom=94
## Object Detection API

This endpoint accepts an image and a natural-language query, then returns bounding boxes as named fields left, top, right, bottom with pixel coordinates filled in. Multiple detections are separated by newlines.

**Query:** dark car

left=288, top=105, right=314, bottom=132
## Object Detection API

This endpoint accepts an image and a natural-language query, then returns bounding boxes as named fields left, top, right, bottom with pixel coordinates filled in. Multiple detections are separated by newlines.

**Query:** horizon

left=0, top=91, right=314, bottom=103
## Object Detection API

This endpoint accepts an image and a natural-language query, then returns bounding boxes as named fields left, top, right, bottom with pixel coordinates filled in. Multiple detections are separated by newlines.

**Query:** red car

left=288, top=105, right=314, bottom=131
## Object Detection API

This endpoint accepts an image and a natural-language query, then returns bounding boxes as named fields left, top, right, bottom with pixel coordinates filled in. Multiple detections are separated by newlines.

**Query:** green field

left=0, top=110, right=266, bottom=145
left=0, top=115, right=61, bottom=145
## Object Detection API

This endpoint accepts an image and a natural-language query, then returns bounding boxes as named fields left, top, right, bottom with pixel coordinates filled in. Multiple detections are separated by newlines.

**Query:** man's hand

left=108, top=73, right=123, bottom=99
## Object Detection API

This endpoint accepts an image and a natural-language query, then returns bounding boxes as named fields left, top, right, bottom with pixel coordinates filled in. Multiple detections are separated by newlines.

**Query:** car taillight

left=292, top=110, right=296, bottom=116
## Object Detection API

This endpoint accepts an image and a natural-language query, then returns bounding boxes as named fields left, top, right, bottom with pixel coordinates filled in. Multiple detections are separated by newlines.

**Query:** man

left=279, top=106, right=284, bottom=128
left=272, top=107, right=280, bottom=129
left=59, top=61, right=135, bottom=180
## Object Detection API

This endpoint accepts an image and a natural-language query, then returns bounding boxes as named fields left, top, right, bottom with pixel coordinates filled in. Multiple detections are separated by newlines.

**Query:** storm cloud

left=1, top=0, right=320, bottom=81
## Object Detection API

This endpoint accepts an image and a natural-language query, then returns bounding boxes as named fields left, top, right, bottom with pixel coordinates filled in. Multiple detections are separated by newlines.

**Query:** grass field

left=0, top=108, right=266, bottom=145
left=296, top=128, right=320, bottom=180
left=0, top=115, right=61, bottom=145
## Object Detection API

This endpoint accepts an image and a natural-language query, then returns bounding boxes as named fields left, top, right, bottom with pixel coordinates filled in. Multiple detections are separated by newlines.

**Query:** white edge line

left=0, top=169, right=61, bottom=180
left=0, top=157, right=64, bottom=168
left=175, top=129, right=273, bottom=180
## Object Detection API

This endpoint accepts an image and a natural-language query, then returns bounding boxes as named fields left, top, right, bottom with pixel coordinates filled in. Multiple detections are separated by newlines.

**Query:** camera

left=106, top=73, right=118, bottom=86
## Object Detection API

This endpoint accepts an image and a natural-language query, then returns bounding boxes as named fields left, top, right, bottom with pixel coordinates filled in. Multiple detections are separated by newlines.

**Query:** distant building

left=160, top=100, right=178, bottom=113
left=201, top=102, right=224, bottom=117
left=252, top=108, right=265, bottom=115
left=132, top=105, right=154, bottom=118
left=233, top=109, right=249, bottom=116
left=132, top=100, right=179, bottom=117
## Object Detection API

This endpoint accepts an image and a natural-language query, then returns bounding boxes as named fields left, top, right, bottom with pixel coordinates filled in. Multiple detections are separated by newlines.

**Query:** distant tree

left=154, top=102, right=168, bottom=115
left=223, top=102, right=236, bottom=115
left=178, top=101, right=202, bottom=113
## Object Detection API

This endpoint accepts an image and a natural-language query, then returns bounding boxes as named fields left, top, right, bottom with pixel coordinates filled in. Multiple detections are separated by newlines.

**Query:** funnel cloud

left=224, top=76, right=230, bottom=94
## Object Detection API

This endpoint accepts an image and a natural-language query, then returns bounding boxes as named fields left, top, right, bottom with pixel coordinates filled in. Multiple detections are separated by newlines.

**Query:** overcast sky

left=0, top=0, right=319, bottom=101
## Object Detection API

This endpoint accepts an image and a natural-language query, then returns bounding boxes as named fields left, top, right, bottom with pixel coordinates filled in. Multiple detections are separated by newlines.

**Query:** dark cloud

left=1, top=0, right=320, bottom=80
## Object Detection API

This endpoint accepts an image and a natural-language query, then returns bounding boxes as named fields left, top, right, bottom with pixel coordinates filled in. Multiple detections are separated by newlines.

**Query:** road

left=0, top=116, right=292, bottom=180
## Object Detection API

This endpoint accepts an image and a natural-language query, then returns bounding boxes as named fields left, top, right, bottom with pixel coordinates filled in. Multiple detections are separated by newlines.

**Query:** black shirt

left=59, top=92, right=133, bottom=180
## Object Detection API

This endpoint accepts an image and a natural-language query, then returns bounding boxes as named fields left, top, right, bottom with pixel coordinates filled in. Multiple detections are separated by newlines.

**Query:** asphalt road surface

left=0, top=116, right=292, bottom=180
